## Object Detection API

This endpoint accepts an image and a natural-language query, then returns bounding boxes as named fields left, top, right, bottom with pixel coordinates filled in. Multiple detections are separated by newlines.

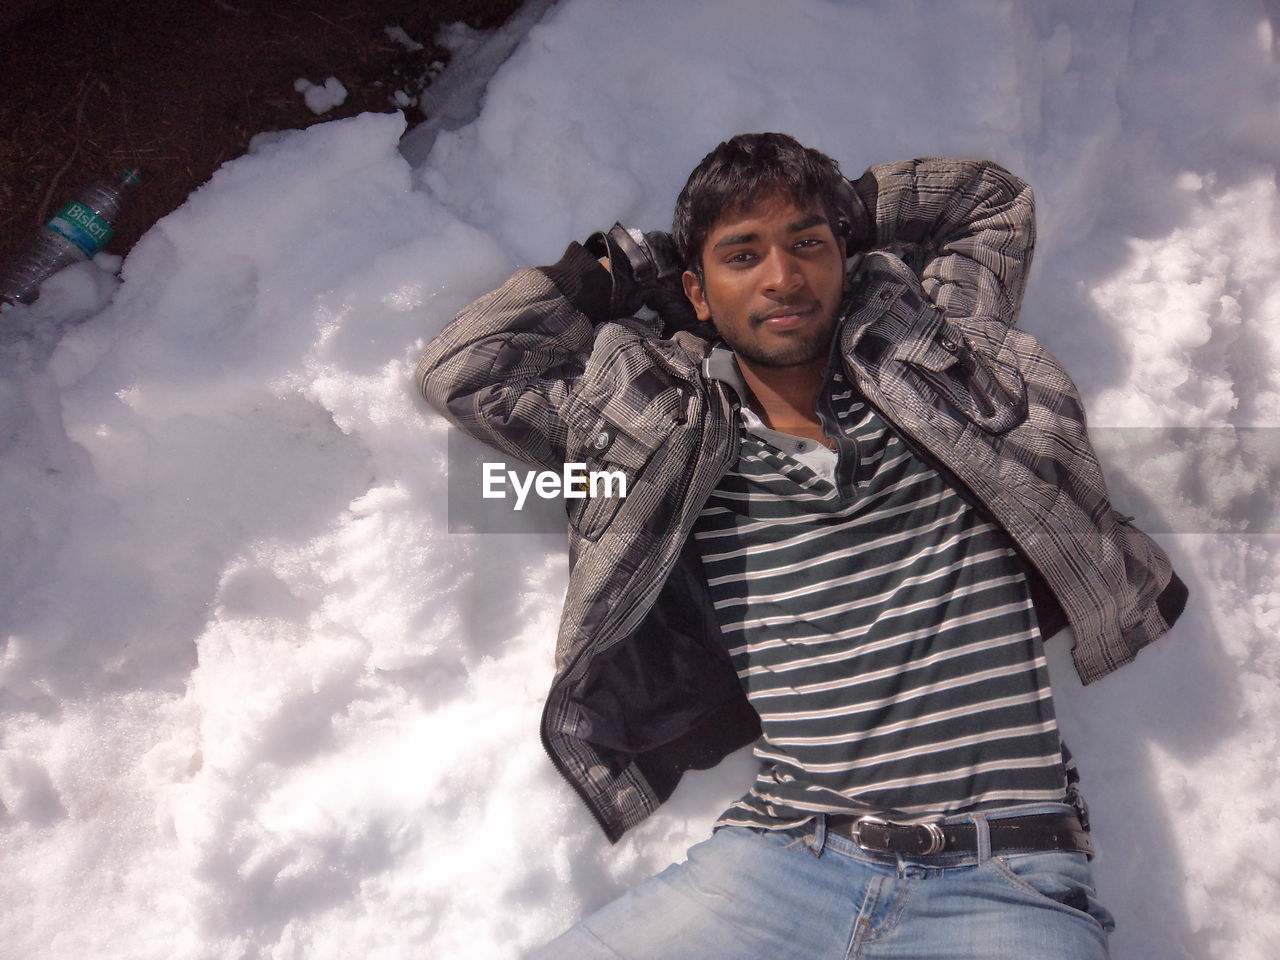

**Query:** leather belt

left=825, top=811, right=1094, bottom=859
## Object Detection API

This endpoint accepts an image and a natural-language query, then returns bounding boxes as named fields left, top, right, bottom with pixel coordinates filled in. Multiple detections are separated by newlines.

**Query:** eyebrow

left=711, top=212, right=830, bottom=250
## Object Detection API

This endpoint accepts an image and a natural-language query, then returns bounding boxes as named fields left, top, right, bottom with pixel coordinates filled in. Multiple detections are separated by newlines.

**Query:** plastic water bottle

left=0, top=169, right=141, bottom=306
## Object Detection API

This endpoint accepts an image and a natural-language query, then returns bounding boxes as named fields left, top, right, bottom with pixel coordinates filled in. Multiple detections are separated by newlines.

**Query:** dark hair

left=673, top=132, right=850, bottom=274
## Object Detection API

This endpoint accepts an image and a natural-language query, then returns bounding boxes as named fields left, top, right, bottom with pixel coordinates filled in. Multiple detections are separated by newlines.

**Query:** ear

left=682, top=269, right=713, bottom=323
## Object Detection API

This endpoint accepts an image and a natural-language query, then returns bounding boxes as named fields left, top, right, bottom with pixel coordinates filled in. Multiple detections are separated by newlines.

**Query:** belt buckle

left=853, top=815, right=890, bottom=854
left=854, top=816, right=946, bottom=856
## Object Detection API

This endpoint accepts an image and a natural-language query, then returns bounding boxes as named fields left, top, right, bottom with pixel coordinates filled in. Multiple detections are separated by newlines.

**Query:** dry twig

left=36, top=77, right=92, bottom=225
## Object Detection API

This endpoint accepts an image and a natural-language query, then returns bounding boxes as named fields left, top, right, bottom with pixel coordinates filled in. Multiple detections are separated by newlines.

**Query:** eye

left=724, top=251, right=756, bottom=266
left=795, top=236, right=825, bottom=250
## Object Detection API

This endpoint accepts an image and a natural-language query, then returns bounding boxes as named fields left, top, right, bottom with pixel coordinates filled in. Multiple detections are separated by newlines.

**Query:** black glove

left=585, top=224, right=700, bottom=334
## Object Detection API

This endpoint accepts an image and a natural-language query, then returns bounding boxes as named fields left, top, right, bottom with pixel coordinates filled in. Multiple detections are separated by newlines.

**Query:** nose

left=760, top=245, right=803, bottom=295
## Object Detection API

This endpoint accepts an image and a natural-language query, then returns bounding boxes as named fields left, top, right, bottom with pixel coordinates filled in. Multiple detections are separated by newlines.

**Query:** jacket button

left=878, top=289, right=892, bottom=300
left=940, top=337, right=958, bottom=352
left=593, top=430, right=612, bottom=450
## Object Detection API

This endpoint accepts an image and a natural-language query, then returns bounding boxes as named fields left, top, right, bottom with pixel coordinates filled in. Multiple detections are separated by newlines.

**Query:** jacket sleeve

left=850, top=158, right=1036, bottom=327
left=415, top=242, right=615, bottom=471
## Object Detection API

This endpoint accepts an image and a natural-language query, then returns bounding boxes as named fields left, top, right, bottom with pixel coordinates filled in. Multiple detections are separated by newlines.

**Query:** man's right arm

left=415, top=242, right=614, bottom=471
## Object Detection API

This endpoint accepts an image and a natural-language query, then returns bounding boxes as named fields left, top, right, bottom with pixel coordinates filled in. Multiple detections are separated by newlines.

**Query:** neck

left=736, top=354, right=827, bottom=435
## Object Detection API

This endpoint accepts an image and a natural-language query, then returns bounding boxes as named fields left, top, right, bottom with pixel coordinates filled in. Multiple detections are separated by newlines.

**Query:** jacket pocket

left=895, top=318, right=1027, bottom=435
left=562, top=383, right=684, bottom=541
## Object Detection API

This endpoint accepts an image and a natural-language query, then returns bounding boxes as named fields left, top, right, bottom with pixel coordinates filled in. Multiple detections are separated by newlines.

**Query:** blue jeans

left=528, top=804, right=1114, bottom=959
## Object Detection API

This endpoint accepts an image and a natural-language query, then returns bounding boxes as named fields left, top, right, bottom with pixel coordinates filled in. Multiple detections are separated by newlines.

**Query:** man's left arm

left=849, top=158, right=1035, bottom=327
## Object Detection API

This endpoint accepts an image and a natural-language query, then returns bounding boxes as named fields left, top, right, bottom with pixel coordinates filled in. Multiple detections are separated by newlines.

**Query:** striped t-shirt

left=694, top=359, right=1069, bottom=830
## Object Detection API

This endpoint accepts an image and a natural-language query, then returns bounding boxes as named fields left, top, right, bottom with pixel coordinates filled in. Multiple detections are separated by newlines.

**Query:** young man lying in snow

left=416, top=133, right=1188, bottom=959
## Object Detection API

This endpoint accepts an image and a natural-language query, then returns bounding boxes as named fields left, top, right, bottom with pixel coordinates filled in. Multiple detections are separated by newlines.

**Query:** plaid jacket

left=416, top=158, right=1188, bottom=842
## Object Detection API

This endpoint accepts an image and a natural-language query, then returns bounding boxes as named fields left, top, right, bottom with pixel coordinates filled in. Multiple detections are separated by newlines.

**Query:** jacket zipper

left=538, top=693, right=617, bottom=838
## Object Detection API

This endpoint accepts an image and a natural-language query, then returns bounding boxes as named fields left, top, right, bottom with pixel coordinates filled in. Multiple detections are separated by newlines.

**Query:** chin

left=751, top=328, right=835, bottom=366
left=741, top=342, right=830, bottom=368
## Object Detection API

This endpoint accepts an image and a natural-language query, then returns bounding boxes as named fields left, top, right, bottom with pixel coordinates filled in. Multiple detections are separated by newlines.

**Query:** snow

left=399, top=0, right=557, bottom=166
left=293, top=77, right=349, bottom=116
left=2, top=0, right=1279, bottom=957
left=384, top=25, right=425, bottom=53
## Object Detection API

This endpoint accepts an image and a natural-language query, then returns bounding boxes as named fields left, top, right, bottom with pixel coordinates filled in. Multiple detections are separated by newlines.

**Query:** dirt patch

left=0, top=0, right=525, bottom=265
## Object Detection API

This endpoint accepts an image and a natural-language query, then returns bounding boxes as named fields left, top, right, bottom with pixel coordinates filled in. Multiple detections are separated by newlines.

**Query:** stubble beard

left=711, top=310, right=840, bottom=369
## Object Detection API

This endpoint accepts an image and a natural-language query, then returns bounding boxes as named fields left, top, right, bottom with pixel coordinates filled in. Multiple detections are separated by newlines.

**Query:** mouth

left=756, top=304, right=817, bottom=330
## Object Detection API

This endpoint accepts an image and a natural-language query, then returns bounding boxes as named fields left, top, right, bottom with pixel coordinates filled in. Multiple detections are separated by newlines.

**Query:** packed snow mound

left=3, top=1, right=1280, bottom=958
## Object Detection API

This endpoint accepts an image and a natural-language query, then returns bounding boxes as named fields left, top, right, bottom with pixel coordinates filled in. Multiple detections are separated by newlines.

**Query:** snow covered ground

left=3, top=0, right=1279, bottom=957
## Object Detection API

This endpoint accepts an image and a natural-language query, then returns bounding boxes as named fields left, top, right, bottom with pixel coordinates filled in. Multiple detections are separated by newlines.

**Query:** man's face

left=682, top=191, right=849, bottom=369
